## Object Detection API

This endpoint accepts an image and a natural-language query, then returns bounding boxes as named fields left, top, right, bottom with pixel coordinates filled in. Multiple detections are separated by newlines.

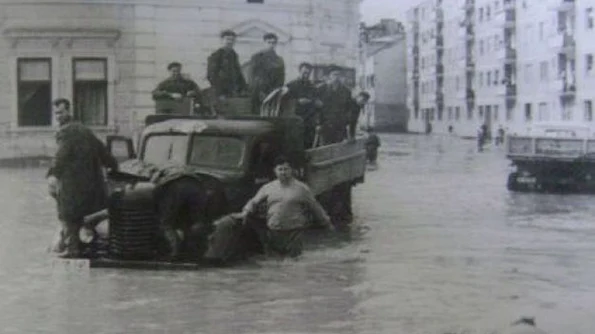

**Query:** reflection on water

left=0, top=134, right=594, bottom=333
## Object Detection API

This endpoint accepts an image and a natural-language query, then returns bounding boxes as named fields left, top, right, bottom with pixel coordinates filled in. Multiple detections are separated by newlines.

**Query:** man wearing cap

left=316, top=65, right=353, bottom=144
left=152, top=62, right=202, bottom=103
left=249, top=33, right=285, bottom=114
left=286, top=62, right=322, bottom=148
left=207, top=30, right=247, bottom=100
left=47, top=98, right=118, bottom=258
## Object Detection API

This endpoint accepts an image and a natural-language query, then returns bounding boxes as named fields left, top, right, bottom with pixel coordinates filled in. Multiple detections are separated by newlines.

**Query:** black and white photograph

left=0, top=0, right=593, bottom=333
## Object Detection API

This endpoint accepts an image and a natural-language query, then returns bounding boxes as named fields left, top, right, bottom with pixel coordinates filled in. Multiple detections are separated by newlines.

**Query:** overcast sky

left=361, top=0, right=414, bottom=24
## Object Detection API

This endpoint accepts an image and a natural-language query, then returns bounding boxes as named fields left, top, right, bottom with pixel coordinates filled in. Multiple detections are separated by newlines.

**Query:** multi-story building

left=406, top=0, right=595, bottom=137
left=0, top=0, right=361, bottom=159
left=358, top=19, right=407, bottom=131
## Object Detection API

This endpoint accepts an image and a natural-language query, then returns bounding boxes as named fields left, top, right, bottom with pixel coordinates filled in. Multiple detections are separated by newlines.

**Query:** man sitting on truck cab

left=237, top=156, right=334, bottom=258
left=152, top=62, right=202, bottom=105
left=286, top=62, right=323, bottom=148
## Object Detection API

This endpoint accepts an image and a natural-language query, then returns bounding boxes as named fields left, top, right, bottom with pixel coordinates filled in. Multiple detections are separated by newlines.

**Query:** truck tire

left=328, top=183, right=353, bottom=227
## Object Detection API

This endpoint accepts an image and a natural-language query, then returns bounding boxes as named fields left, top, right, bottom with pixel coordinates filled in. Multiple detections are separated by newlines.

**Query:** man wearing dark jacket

left=207, top=30, right=247, bottom=100
left=316, top=65, right=353, bottom=144
left=286, top=62, right=322, bottom=148
left=249, top=33, right=285, bottom=114
left=47, top=98, right=118, bottom=258
left=152, top=62, right=202, bottom=102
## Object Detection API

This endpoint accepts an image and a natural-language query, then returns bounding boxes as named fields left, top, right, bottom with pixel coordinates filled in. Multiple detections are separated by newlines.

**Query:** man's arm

left=152, top=80, right=171, bottom=100
left=301, top=184, right=332, bottom=228
left=93, top=134, right=118, bottom=172
left=234, top=52, right=248, bottom=93
left=207, top=52, right=220, bottom=92
left=241, top=183, right=269, bottom=216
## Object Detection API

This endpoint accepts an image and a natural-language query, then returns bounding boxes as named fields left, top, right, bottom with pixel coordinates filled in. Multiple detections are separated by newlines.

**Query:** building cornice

left=3, top=21, right=121, bottom=48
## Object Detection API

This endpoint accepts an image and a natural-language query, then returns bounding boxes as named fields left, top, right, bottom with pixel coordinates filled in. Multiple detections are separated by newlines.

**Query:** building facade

left=406, top=0, right=595, bottom=137
left=0, top=0, right=361, bottom=158
left=358, top=19, right=407, bottom=132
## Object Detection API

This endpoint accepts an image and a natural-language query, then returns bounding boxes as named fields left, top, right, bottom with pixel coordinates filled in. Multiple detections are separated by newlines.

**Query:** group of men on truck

left=47, top=28, right=373, bottom=261
left=151, top=29, right=370, bottom=147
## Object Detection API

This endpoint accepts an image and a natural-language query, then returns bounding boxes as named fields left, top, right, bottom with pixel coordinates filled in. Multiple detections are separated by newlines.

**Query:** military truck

left=81, top=97, right=367, bottom=269
left=506, top=123, right=595, bottom=192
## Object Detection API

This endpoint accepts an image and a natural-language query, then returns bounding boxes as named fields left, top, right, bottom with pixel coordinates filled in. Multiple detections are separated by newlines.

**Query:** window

left=479, top=105, right=484, bottom=118
left=479, top=7, right=484, bottom=22
left=17, top=58, right=52, bottom=126
left=467, top=107, right=473, bottom=120
left=455, top=76, right=460, bottom=91
left=479, top=40, right=484, bottom=55
left=506, top=107, right=513, bottom=121
left=524, top=64, right=532, bottom=83
left=487, top=71, right=492, bottom=86
left=487, top=39, right=491, bottom=52
left=493, top=105, right=499, bottom=121
left=587, top=8, right=594, bottom=29
left=585, top=100, right=593, bottom=121
left=494, top=70, right=500, bottom=85
left=438, top=107, right=443, bottom=121
left=540, top=61, right=549, bottom=81
left=189, top=135, right=245, bottom=168
left=455, top=106, right=461, bottom=120
left=494, top=0, right=499, bottom=11
left=524, top=103, right=532, bottom=121
left=448, top=107, right=453, bottom=120
left=486, top=5, right=491, bottom=20
left=538, top=102, right=549, bottom=121
left=479, top=72, right=484, bottom=87
left=586, top=54, right=593, bottom=74
left=73, top=58, right=108, bottom=126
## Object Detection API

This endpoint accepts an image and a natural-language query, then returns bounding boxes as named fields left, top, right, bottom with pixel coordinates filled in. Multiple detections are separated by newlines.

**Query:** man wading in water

left=237, top=156, right=334, bottom=258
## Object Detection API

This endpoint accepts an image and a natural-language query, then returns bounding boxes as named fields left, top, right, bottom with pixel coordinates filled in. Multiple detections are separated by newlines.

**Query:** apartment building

left=358, top=19, right=407, bottom=132
left=0, top=0, right=361, bottom=158
left=406, top=0, right=595, bottom=137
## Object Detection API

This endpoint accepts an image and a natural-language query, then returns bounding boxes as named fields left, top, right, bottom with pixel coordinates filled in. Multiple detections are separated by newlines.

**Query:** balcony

left=503, top=10, right=516, bottom=28
left=504, top=47, right=517, bottom=64
left=505, top=84, right=517, bottom=99
left=560, top=79, right=576, bottom=98
left=560, top=33, right=576, bottom=55
left=436, top=8, right=444, bottom=22
left=557, top=0, right=575, bottom=12
left=503, top=0, right=515, bottom=10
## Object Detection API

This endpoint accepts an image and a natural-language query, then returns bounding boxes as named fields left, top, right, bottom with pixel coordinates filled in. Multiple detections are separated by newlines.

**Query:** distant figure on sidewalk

left=365, top=127, right=381, bottom=165
left=495, top=124, right=505, bottom=146
left=477, top=123, right=488, bottom=152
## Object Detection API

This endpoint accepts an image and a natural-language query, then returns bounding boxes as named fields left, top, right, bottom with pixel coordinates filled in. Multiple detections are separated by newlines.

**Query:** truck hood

left=117, top=159, right=245, bottom=183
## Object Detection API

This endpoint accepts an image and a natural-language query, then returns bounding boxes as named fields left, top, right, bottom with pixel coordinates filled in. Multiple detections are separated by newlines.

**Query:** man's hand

left=48, top=176, right=59, bottom=198
left=170, top=93, right=183, bottom=99
left=298, top=98, right=312, bottom=105
left=186, top=91, right=197, bottom=97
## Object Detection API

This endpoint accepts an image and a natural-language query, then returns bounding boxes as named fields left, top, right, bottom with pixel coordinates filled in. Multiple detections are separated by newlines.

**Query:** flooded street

left=1, top=133, right=594, bottom=333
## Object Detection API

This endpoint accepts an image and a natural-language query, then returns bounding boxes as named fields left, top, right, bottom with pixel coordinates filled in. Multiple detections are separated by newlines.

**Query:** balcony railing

left=558, top=0, right=575, bottom=12
left=504, top=47, right=517, bottom=63
left=505, top=84, right=517, bottom=98
left=560, top=79, right=576, bottom=98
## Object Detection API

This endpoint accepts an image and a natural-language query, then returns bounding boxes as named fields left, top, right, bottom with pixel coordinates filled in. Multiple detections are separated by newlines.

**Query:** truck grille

left=108, top=186, right=158, bottom=260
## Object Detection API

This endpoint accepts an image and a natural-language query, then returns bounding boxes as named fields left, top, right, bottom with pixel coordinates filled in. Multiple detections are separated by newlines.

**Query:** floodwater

left=0, top=134, right=594, bottom=334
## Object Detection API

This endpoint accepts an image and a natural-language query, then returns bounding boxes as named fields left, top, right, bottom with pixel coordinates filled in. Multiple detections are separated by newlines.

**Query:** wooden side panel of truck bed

left=304, top=137, right=367, bottom=195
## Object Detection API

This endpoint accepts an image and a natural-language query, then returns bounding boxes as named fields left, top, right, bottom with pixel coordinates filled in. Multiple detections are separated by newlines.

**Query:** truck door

left=250, top=135, right=280, bottom=188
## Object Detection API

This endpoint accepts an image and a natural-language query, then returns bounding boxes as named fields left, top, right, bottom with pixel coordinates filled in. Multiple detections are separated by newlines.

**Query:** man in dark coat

left=348, top=91, right=370, bottom=139
left=152, top=62, right=202, bottom=104
left=249, top=33, right=285, bottom=114
left=207, top=30, right=247, bottom=100
left=286, top=62, right=323, bottom=148
left=47, top=98, right=118, bottom=258
left=316, top=65, right=353, bottom=144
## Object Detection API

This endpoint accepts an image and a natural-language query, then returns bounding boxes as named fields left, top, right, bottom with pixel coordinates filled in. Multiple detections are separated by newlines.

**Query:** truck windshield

left=142, top=134, right=188, bottom=165
left=188, top=135, right=245, bottom=168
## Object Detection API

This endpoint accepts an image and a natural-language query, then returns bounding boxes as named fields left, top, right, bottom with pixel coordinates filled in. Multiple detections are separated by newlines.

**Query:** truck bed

left=304, top=137, right=367, bottom=195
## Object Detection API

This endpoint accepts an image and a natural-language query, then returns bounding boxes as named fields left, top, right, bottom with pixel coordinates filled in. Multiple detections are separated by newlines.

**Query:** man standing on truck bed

left=286, top=62, right=323, bottom=148
left=152, top=62, right=202, bottom=105
left=316, top=65, right=353, bottom=144
left=207, top=30, right=248, bottom=101
left=249, top=33, right=285, bottom=114
left=238, top=156, right=334, bottom=258
left=47, top=98, right=118, bottom=258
